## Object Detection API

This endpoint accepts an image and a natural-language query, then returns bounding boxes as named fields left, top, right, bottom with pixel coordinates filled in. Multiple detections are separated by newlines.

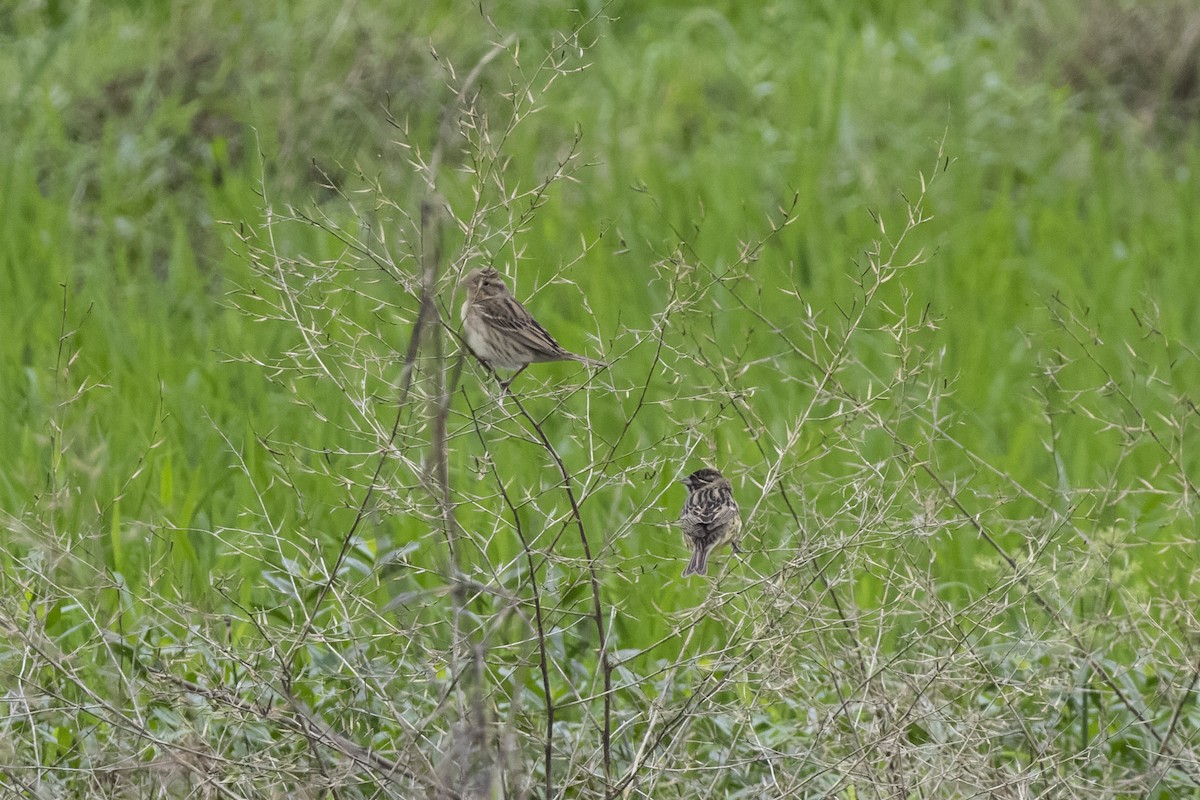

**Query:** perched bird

left=678, top=467, right=742, bottom=577
left=459, top=267, right=603, bottom=390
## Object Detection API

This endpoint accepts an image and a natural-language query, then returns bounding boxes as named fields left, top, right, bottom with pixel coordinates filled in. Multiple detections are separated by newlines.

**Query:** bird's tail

left=681, top=544, right=710, bottom=578
left=570, top=353, right=605, bottom=369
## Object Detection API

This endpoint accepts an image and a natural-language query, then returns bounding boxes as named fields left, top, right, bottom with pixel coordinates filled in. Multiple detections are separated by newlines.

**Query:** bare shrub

left=6, top=8, right=1200, bottom=800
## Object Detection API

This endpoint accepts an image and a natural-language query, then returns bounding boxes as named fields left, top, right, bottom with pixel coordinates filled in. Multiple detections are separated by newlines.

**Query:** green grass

left=4, top=0, right=1200, bottom=797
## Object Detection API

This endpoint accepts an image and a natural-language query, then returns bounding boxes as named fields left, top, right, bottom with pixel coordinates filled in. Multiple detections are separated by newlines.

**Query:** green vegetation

left=4, top=1, right=1200, bottom=797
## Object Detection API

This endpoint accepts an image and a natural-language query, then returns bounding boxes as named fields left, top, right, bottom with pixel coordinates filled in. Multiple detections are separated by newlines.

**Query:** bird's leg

left=498, top=364, right=527, bottom=393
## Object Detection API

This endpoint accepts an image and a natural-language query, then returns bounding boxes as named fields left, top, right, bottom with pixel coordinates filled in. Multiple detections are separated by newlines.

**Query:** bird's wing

left=476, top=295, right=571, bottom=359
left=683, top=488, right=739, bottom=534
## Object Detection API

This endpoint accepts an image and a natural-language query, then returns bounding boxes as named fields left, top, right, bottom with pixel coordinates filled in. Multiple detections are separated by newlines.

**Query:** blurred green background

left=5, top=0, right=1200, bottom=795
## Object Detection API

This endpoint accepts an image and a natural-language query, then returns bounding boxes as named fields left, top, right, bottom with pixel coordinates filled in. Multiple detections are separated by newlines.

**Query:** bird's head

left=682, top=467, right=726, bottom=491
left=460, top=267, right=509, bottom=301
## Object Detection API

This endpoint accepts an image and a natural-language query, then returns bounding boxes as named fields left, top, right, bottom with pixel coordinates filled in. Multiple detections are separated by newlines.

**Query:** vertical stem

left=464, top=391, right=556, bottom=799
left=508, top=395, right=612, bottom=794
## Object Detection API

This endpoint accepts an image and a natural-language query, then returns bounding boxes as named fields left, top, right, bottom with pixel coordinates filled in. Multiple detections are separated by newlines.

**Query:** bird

left=458, top=267, right=603, bottom=390
left=678, top=466, right=742, bottom=577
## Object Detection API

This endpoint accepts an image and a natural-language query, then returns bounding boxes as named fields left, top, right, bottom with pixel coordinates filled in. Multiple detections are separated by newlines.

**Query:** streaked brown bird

left=678, top=466, right=742, bottom=577
left=459, top=267, right=603, bottom=390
